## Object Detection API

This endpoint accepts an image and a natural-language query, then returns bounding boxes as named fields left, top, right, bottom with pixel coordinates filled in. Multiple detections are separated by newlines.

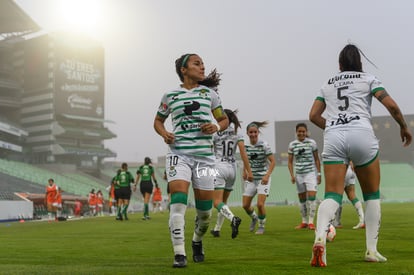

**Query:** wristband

left=214, top=123, right=221, bottom=132
left=317, top=172, right=321, bottom=176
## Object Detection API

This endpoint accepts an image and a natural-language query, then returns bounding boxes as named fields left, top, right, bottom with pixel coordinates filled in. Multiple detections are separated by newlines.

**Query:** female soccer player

left=210, top=109, right=253, bottom=239
left=309, top=44, right=412, bottom=267
left=242, top=121, right=276, bottom=235
left=288, top=122, right=321, bottom=230
left=134, top=157, right=157, bottom=220
left=154, top=53, right=229, bottom=268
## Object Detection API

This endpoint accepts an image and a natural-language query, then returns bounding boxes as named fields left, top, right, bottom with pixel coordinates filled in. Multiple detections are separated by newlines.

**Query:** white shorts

left=214, top=161, right=236, bottom=190
left=243, top=178, right=271, bottom=197
left=344, top=166, right=356, bottom=188
left=295, top=172, right=318, bottom=193
left=52, top=202, right=62, bottom=208
left=322, top=128, right=379, bottom=167
left=165, top=153, right=216, bottom=191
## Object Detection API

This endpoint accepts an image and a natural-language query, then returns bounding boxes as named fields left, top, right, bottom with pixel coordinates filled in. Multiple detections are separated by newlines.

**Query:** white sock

left=258, top=218, right=266, bottom=228
left=334, top=205, right=343, bottom=226
left=219, top=204, right=234, bottom=221
left=365, top=199, right=381, bottom=252
left=192, top=208, right=212, bottom=242
left=214, top=212, right=225, bottom=231
left=169, top=203, right=187, bottom=256
left=315, top=199, right=340, bottom=243
left=299, top=202, right=307, bottom=223
left=354, top=201, right=365, bottom=224
left=307, top=200, right=317, bottom=224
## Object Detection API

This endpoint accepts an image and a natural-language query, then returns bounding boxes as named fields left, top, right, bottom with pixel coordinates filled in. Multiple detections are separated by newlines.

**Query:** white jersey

left=245, top=140, right=273, bottom=180
left=317, top=71, right=385, bottom=131
left=157, top=85, right=223, bottom=161
left=213, top=124, right=243, bottom=163
left=288, top=138, right=318, bottom=174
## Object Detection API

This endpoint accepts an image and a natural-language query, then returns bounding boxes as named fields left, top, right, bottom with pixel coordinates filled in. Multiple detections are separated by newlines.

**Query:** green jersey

left=137, top=165, right=154, bottom=182
left=116, top=170, right=134, bottom=187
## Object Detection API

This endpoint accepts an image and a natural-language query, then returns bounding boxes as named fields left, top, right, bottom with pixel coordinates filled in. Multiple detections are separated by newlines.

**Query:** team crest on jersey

left=198, top=89, right=209, bottom=98
left=168, top=166, right=177, bottom=177
left=159, top=102, right=168, bottom=112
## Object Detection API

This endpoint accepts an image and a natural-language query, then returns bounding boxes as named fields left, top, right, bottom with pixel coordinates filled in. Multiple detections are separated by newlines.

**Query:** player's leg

left=312, top=163, right=346, bottom=267
left=345, top=185, right=365, bottom=229
left=355, top=157, right=386, bottom=262
left=242, top=180, right=258, bottom=232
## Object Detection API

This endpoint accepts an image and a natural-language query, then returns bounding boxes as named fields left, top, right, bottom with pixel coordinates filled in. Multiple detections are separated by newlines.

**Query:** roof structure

left=0, top=0, right=40, bottom=39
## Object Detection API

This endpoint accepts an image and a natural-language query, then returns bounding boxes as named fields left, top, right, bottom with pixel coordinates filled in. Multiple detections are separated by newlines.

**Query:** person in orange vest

left=44, top=178, right=58, bottom=221
left=152, top=183, right=163, bottom=213
left=88, top=189, right=97, bottom=216
left=96, top=190, right=104, bottom=216
left=74, top=199, right=82, bottom=217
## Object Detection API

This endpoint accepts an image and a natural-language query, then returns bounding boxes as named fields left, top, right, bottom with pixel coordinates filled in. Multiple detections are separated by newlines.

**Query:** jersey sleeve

left=157, top=92, right=170, bottom=118
left=264, top=141, right=273, bottom=156
left=287, top=141, right=294, bottom=154
left=370, top=76, right=385, bottom=94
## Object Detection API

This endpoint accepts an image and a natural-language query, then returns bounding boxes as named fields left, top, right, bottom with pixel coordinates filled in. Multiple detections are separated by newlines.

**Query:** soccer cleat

left=249, top=217, right=258, bottom=232
left=295, top=222, right=308, bottom=229
left=192, top=241, right=204, bottom=263
left=116, top=215, right=123, bottom=221
left=210, top=230, right=220, bottom=237
left=308, top=223, right=315, bottom=230
left=364, top=250, right=387, bottom=262
left=311, top=240, right=327, bottom=267
left=173, top=254, right=187, bottom=268
left=231, top=216, right=242, bottom=239
left=255, top=226, right=265, bottom=235
left=352, top=222, right=365, bottom=229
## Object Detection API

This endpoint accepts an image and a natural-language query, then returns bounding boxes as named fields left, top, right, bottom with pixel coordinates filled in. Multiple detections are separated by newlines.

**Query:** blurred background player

left=152, top=183, right=163, bottom=213
left=88, top=189, right=97, bottom=216
left=134, top=157, right=157, bottom=220
left=115, top=163, right=134, bottom=221
left=96, top=190, right=104, bottom=216
left=242, top=121, right=276, bottom=235
left=44, top=178, right=58, bottom=222
left=333, top=162, right=365, bottom=229
left=288, top=123, right=321, bottom=230
left=211, top=109, right=253, bottom=239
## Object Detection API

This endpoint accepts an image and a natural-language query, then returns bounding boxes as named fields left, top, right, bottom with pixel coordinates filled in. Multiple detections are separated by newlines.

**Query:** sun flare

left=57, top=0, right=103, bottom=37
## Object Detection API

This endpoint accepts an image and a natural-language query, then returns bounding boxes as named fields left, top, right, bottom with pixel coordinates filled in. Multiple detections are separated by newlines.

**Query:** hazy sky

left=15, top=0, right=414, bottom=162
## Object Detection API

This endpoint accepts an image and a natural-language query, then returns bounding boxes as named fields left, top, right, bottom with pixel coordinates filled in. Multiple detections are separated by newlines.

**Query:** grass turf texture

left=1, top=203, right=413, bottom=275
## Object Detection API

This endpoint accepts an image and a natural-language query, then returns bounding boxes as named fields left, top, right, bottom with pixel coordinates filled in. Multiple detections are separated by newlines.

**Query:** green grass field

left=1, top=203, right=413, bottom=275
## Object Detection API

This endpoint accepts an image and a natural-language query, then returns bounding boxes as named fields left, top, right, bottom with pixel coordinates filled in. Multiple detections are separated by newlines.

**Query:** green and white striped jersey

left=245, top=140, right=273, bottom=180
left=157, top=85, right=223, bottom=161
left=213, top=124, right=243, bottom=163
left=288, top=138, right=318, bottom=174
left=317, top=71, right=385, bottom=131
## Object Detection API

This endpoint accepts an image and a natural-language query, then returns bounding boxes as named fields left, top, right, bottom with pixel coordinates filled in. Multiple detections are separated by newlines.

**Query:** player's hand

left=200, top=123, right=218, bottom=134
left=162, top=132, right=175, bottom=144
left=401, top=127, right=412, bottom=147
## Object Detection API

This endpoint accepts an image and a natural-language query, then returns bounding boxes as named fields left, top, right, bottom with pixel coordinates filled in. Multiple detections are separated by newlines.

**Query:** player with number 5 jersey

left=309, top=44, right=412, bottom=267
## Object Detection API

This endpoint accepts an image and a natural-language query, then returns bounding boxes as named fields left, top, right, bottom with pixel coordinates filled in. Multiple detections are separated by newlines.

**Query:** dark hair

left=175, top=54, right=221, bottom=89
left=144, top=157, right=152, bottom=165
left=339, top=44, right=363, bottom=72
left=224, top=109, right=241, bottom=134
left=295, top=123, right=308, bottom=131
left=48, top=178, right=54, bottom=182
left=121, top=163, right=128, bottom=170
left=246, top=121, right=268, bottom=133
